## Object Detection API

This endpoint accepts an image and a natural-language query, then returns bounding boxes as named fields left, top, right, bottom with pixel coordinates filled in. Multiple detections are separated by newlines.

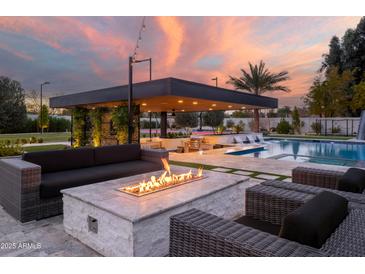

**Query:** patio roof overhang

left=49, top=77, right=278, bottom=112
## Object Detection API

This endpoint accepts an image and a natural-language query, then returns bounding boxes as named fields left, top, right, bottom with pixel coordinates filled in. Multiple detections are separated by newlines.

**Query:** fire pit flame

left=119, top=159, right=204, bottom=196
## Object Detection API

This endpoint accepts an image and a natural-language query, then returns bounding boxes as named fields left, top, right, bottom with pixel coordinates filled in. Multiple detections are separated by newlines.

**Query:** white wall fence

left=140, top=116, right=361, bottom=136
left=225, top=117, right=360, bottom=136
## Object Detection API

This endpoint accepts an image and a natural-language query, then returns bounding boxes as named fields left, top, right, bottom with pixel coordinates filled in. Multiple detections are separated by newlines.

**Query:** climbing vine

left=111, top=106, right=129, bottom=144
left=72, top=107, right=88, bottom=148
left=90, top=107, right=106, bottom=147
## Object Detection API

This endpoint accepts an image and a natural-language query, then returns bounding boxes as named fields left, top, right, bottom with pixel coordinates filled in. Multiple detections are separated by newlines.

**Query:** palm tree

left=227, top=60, right=290, bottom=132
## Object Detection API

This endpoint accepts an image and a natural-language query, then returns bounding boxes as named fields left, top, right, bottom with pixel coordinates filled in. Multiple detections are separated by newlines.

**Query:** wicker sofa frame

left=0, top=148, right=167, bottom=223
left=291, top=166, right=365, bottom=194
left=169, top=180, right=365, bottom=257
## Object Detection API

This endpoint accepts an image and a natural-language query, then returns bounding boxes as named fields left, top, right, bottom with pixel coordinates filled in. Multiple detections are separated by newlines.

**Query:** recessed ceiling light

left=209, top=108, right=213, bottom=111
left=178, top=100, right=183, bottom=103
left=193, top=101, right=198, bottom=105
left=142, top=103, right=147, bottom=106
left=241, top=106, right=246, bottom=109
left=212, top=104, right=216, bottom=107
left=181, top=109, right=185, bottom=112
left=228, top=105, right=232, bottom=108
left=147, top=110, right=151, bottom=113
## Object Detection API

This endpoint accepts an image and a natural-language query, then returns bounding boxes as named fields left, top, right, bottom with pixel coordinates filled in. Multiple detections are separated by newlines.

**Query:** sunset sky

left=0, top=16, right=361, bottom=107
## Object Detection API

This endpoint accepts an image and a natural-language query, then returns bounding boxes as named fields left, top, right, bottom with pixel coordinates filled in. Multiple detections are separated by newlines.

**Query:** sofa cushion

left=338, top=168, right=365, bottom=193
left=40, top=160, right=161, bottom=199
left=279, top=191, right=348, bottom=248
left=94, top=144, right=141, bottom=165
left=22, top=148, right=94, bottom=173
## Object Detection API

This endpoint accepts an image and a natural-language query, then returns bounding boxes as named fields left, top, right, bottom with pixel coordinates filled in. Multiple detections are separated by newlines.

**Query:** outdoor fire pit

left=62, top=163, right=254, bottom=256
left=118, top=159, right=204, bottom=197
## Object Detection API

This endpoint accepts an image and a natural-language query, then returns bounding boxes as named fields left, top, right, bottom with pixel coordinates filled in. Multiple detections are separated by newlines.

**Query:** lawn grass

left=0, top=132, right=71, bottom=143
left=268, top=134, right=353, bottom=140
left=23, top=144, right=68, bottom=153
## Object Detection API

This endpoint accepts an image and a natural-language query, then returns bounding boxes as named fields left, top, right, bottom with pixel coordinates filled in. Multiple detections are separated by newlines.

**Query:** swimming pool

left=226, top=139, right=365, bottom=167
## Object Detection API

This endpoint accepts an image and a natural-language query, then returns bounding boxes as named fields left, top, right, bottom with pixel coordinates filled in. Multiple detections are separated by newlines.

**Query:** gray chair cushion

left=40, top=160, right=161, bottom=199
left=23, top=148, right=95, bottom=173
left=94, top=144, right=141, bottom=165
left=279, top=191, right=348, bottom=248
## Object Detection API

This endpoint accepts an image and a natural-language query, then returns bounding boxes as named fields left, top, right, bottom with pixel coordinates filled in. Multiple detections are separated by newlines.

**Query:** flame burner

left=118, top=159, right=204, bottom=197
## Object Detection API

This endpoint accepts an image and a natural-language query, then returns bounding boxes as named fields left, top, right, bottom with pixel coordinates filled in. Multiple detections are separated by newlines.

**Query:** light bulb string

left=132, top=16, right=146, bottom=61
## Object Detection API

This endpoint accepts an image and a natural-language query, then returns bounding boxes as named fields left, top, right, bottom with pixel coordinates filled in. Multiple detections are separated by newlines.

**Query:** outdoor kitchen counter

left=62, top=165, right=254, bottom=256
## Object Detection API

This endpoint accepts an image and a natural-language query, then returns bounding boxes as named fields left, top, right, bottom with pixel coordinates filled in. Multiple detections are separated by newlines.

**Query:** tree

left=203, top=111, right=225, bottom=133
left=0, top=76, right=27, bottom=133
left=351, top=81, right=365, bottom=111
left=291, top=107, right=302, bottom=134
left=227, top=60, right=290, bottom=132
left=304, top=67, right=352, bottom=117
left=38, top=105, right=49, bottom=131
left=25, top=89, right=41, bottom=114
left=276, top=119, right=291, bottom=134
left=277, top=106, right=291, bottom=118
left=320, top=36, right=343, bottom=73
left=231, top=110, right=252, bottom=118
left=174, top=112, right=198, bottom=134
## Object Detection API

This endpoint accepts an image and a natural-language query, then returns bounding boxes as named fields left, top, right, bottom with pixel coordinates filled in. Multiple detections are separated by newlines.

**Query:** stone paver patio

left=0, top=205, right=100, bottom=257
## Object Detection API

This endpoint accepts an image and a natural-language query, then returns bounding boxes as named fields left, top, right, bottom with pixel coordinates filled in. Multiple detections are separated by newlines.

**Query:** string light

left=132, top=17, right=147, bottom=61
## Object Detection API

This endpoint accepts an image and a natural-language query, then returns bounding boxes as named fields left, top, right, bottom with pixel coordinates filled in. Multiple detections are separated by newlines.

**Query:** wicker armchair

left=169, top=182, right=365, bottom=257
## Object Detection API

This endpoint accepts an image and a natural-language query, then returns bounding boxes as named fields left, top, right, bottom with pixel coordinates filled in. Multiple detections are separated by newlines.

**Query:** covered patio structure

left=50, top=77, right=278, bottom=144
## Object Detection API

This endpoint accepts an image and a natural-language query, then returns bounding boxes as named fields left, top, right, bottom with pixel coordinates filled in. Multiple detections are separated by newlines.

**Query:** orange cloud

left=156, top=17, right=184, bottom=67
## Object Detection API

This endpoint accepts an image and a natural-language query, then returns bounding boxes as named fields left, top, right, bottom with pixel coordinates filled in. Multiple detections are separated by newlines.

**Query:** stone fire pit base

left=62, top=166, right=253, bottom=256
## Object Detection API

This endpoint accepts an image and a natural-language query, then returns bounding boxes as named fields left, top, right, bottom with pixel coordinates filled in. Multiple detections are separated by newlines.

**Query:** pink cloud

left=0, top=42, right=33, bottom=61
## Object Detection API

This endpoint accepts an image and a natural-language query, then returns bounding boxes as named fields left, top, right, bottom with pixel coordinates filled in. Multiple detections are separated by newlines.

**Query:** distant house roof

left=50, top=77, right=278, bottom=112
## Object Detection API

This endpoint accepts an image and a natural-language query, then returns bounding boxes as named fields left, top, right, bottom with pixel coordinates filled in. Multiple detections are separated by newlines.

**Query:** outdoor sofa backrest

left=22, top=144, right=141, bottom=173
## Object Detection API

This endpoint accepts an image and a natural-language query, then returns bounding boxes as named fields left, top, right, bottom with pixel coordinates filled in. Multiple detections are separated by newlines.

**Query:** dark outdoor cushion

left=235, top=216, right=281, bottom=236
left=22, top=148, right=94, bottom=173
left=40, top=160, right=161, bottom=199
left=94, top=144, right=141, bottom=165
left=279, top=191, right=348, bottom=248
left=338, top=168, right=365, bottom=193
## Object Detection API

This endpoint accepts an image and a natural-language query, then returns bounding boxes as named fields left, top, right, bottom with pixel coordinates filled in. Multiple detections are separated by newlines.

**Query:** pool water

left=226, top=139, right=365, bottom=167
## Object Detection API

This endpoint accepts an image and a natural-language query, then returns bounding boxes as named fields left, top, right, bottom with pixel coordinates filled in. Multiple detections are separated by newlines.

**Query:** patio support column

left=160, top=112, right=167, bottom=138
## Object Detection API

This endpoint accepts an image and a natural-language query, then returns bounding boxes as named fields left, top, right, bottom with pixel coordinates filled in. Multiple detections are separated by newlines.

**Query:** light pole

left=127, top=57, right=152, bottom=144
left=40, top=81, right=50, bottom=134
left=211, top=77, right=218, bottom=87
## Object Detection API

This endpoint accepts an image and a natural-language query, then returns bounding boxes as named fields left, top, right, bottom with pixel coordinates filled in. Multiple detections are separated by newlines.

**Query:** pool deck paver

left=255, top=174, right=281, bottom=180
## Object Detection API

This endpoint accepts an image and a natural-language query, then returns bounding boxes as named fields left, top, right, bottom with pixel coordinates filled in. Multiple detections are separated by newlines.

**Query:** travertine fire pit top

left=61, top=165, right=250, bottom=222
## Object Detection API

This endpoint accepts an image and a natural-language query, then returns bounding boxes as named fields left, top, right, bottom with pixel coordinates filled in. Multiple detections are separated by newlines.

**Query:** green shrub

left=332, top=126, right=341, bottom=134
left=276, top=119, right=292, bottom=134
left=21, top=138, right=28, bottom=144
left=216, top=124, right=226, bottom=134
left=0, top=143, right=23, bottom=157
left=232, top=121, right=245, bottom=134
left=311, top=122, right=322, bottom=135
left=29, top=136, right=37, bottom=144
left=37, top=138, right=44, bottom=143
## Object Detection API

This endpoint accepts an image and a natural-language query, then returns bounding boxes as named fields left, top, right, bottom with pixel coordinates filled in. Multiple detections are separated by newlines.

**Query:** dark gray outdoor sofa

left=0, top=144, right=168, bottom=222
left=169, top=180, right=365, bottom=257
left=292, top=166, right=365, bottom=194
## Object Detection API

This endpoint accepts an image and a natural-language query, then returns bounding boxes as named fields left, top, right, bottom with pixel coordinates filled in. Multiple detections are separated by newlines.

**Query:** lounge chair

left=169, top=181, right=365, bottom=256
left=246, top=135, right=256, bottom=144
